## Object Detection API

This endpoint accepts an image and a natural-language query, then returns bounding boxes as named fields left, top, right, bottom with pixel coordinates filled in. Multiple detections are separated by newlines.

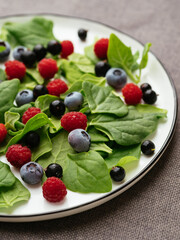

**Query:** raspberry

left=47, top=79, right=68, bottom=97
left=122, top=83, right=142, bottom=105
left=42, top=177, right=67, bottom=202
left=38, top=58, right=58, bottom=79
left=0, top=124, right=7, bottom=143
left=61, top=40, right=74, bottom=59
left=5, top=60, right=26, bottom=80
left=94, top=38, right=109, bottom=59
left=22, top=107, right=41, bottom=124
left=61, top=112, right=87, bottom=132
left=6, top=144, right=31, bottom=168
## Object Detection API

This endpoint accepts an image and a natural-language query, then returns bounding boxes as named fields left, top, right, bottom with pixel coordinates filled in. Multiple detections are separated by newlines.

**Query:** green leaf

left=60, top=81, right=83, bottom=99
left=0, top=178, right=30, bottom=209
left=91, top=106, right=166, bottom=146
left=80, top=74, right=106, bottom=86
left=62, top=150, right=112, bottom=193
left=90, top=142, right=112, bottom=154
left=5, top=111, right=20, bottom=131
left=0, top=69, right=6, bottom=81
left=0, top=162, right=16, bottom=188
left=0, top=79, right=20, bottom=123
left=87, top=127, right=109, bottom=142
left=0, top=17, right=56, bottom=49
left=5, top=113, right=53, bottom=151
left=83, top=81, right=128, bottom=117
left=49, top=116, right=62, bottom=134
left=105, top=144, right=141, bottom=169
left=84, top=43, right=99, bottom=64
left=31, top=127, right=52, bottom=161
left=136, top=104, right=167, bottom=117
left=26, top=68, right=44, bottom=85
left=9, top=103, right=32, bottom=117
left=139, top=43, right=151, bottom=78
left=19, top=74, right=37, bottom=91
left=35, top=94, right=59, bottom=114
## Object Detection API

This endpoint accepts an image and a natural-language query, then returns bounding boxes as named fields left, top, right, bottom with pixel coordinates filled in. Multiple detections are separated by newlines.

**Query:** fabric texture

left=0, top=0, right=179, bottom=239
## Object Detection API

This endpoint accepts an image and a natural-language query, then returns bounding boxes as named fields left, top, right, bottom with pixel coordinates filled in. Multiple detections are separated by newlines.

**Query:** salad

left=0, top=17, right=167, bottom=209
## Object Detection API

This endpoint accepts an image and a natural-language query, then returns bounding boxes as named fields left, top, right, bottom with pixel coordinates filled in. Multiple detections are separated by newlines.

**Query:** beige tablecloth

left=0, top=0, right=179, bottom=239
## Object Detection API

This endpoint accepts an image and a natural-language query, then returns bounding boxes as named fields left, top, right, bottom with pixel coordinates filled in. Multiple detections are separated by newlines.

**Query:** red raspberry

left=61, top=112, right=87, bottom=132
left=94, top=38, right=109, bottom=59
left=61, top=40, right=74, bottom=59
left=47, top=79, right=68, bottom=97
left=0, top=124, right=7, bottom=143
left=22, top=107, right=41, bottom=124
left=5, top=60, right=26, bottom=80
left=42, top=177, right=67, bottom=202
left=122, top=83, right=142, bottom=105
left=6, top=144, right=31, bottom=168
left=38, top=58, right=58, bottom=79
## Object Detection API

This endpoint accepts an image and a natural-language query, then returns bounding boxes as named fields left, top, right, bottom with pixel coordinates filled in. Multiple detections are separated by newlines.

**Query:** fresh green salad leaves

left=0, top=162, right=16, bottom=188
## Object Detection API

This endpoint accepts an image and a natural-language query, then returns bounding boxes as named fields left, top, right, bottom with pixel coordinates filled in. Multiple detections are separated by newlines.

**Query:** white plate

left=0, top=14, right=177, bottom=222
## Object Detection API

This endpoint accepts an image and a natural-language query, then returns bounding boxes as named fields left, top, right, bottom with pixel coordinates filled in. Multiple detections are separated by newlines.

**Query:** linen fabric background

left=0, top=0, right=179, bottom=239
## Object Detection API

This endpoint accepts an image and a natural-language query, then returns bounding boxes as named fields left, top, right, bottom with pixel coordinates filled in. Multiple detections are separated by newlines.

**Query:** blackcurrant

left=33, top=85, right=48, bottom=99
left=47, top=40, right=62, bottom=55
left=95, top=61, right=111, bottom=77
left=78, top=29, right=88, bottom=41
left=141, top=140, right=155, bottom=155
left=21, top=50, right=36, bottom=68
left=110, top=166, right=126, bottom=182
left=33, top=44, right=47, bottom=61
left=143, top=89, right=157, bottom=104
left=140, top=83, right=152, bottom=93
left=45, top=163, right=63, bottom=178
left=49, top=100, right=65, bottom=117
left=25, top=131, right=40, bottom=148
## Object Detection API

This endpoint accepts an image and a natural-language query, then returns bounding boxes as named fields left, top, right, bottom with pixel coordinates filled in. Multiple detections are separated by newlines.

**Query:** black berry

left=141, top=140, right=155, bottom=155
left=25, top=131, right=40, bottom=148
left=143, top=89, right=157, bottom=104
left=78, top=29, right=88, bottom=41
left=47, top=40, right=62, bottom=55
left=45, top=163, right=63, bottom=178
left=21, top=50, right=36, bottom=68
left=33, top=44, right=47, bottom=61
left=49, top=100, right=65, bottom=117
left=110, top=166, right=125, bottom=182
left=140, top=83, right=152, bottom=93
left=95, top=61, right=111, bottom=77
left=33, top=85, right=48, bottom=99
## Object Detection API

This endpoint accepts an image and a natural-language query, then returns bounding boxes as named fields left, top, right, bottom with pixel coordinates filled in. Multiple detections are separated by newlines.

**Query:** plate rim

left=0, top=13, right=178, bottom=221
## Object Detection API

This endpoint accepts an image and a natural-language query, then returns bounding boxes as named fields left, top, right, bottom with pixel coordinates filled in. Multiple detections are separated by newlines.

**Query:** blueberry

left=21, top=50, right=36, bottom=68
left=106, top=68, right=127, bottom=89
left=141, top=140, right=155, bottom=155
left=64, top=92, right=83, bottom=111
left=47, top=40, right=62, bottom=55
left=0, top=40, right=10, bottom=62
left=45, top=163, right=63, bottom=178
left=143, top=89, right=157, bottom=104
left=33, top=85, right=48, bottom=99
left=49, top=100, right=65, bottom=117
left=68, top=129, right=91, bottom=152
left=15, top=89, right=34, bottom=107
left=13, top=46, right=27, bottom=61
left=95, top=61, right=111, bottom=77
left=110, top=166, right=125, bottom=182
left=78, top=29, right=88, bottom=41
left=20, top=162, right=44, bottom=185
left=140, top=83, right=152, bottom=93
left=25, top=131, right=40, bottom=148
left=33, top=44, right=47, bottom=61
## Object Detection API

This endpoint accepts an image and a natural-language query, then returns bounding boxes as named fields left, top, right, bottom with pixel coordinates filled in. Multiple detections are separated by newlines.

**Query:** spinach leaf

left=60, top=81, right=83, bottom=99
left=83, top=81, right=128, bottom=117
left=0, top=162, right=16, bottom=188
left=91, top=106, right=166, bottom=146
left=1, top=17, right=56, bottom=49
left=0, top=178, right=30, bottom=209
left=87, top=127, right=109, bottom=142
left=62, top=150, right=112, bottom=193
left=19, top=74, right=37, bottom=91
left=9, top=103, right=32, bottom=116
left=84, top=43, right=99, bottom=64
left=0, top=69, right=6, bottom=81
left=0, top=79, right=20, bottom=123
left=49, top=116, right=62, bottom=134
left=105, top=144, right=141, bottom=169
left=138, top=43, right=152, bottom=79
left=31, top=127, right=52, bottom=161
left=68, top=53, right=95, bottom=74
left=5, top=113, right=53, bottom=151
left=136, top=104, right=167, bottom=117
left=26, top=68, right=44, bottom=85
left=5, top=112, right=20, bottom=131
left=90, top=142, right=112, bottom=154
left=80, top=74, right=106, bottom=86
left=35, top=94, right=59, bottom=114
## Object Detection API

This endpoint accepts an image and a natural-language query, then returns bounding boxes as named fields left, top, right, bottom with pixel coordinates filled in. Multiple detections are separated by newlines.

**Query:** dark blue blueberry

left=0, top=40, right=10, bottom=62
left=15, top=89, right=34, bottom=107
left=64, top=92, right=83, bottom=111
left=47, top=40, right=62, bottom=55
left=20, top=162, right=44, bottom=185
left=13, top=46, right=27, bottom=61
left=68, top=129, right=91, bottom=152
left=21, top=50, right=36, bottom=68
left=33, top=85, right=48, bottom=99
left=106, top=68, right=127, bottom=89
left=33, top=44, right=47, bottom=61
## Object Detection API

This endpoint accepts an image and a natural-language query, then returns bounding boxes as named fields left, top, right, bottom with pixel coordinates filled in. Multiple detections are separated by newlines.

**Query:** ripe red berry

left=22, top=107, right=41, bottom=124
left=61, top=40, right=74, bottom=59
left=38, top=58, right=58, bottom=79
left=42, top=177, right=67, bottom=202
left=5, top=60, right=26, bottom=80
left=47, top=79, right=68, bottom=97
left=61, top=112, right=87, bottom=132
left=6, top=144, right=31, bottom=168
left=94, top=38, right=109, bottom=59
left=122, top=83, right=142, bottom=105
left=0, top=124, right=7, bottom=143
